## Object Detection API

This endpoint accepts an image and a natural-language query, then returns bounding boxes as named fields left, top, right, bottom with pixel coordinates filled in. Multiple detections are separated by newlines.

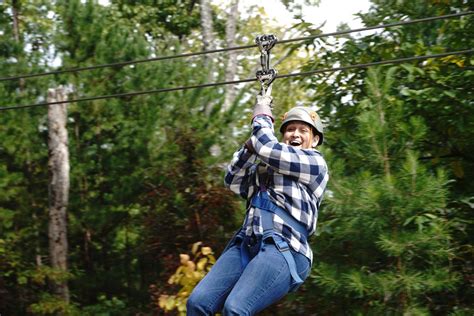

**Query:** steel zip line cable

left=0, top=11, right=472, bottom=83
left=1, top=49, right=472, bottom=111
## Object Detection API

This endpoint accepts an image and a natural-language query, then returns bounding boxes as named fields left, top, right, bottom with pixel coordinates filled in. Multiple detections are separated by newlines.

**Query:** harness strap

left=251, top=191, right=307, bottom=290
left=274, top=236, right=304, bottom=289
left=235, top=166, right=308, bottom=291
left=252, top=192, right=308, bottom=239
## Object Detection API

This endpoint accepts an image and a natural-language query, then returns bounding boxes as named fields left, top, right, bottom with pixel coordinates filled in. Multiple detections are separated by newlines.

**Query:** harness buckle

left=274, top=238, right=290, bottom=252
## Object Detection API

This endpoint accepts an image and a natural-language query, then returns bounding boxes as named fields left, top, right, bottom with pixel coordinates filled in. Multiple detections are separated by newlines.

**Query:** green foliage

left=299, top=2, right=474, bottom=312
left=114, top=0, right=201, bottom=38
left=1, top=0, right=265, bottom=312
left=1, top=0, right=473, bottom=314
left=305, top=0, right=474, bottom=193
left=307, top=68, right=463, bottom=314
left=80, top=295, right=127, bottom=316
left=29, top=294, right=79, bottom=316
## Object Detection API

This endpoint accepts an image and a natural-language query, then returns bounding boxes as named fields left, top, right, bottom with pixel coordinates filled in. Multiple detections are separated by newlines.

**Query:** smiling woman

left=187, top=90, right=329, bottom=315
left=283, top=122, right=317, bottom=148
left=281, top=106, right=324, bottom=148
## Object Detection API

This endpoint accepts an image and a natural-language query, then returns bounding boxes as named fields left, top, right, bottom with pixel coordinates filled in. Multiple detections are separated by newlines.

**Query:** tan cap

left=280, top=107, right=324, bottom=145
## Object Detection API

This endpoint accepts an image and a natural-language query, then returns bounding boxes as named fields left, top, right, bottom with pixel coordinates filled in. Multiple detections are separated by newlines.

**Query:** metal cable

left=0, top=11, right=472, bottom=82
left=1, top=49, right=472, bottom=111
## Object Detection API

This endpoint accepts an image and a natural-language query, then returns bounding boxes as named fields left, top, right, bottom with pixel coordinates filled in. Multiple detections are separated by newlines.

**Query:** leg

left=222, top=242, right=311, bottom=316
left=187, top=245, right=244, bottom=316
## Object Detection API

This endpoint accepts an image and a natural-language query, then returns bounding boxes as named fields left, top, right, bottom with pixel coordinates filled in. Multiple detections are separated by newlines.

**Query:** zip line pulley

left=255, top=34, right=278, bottom=95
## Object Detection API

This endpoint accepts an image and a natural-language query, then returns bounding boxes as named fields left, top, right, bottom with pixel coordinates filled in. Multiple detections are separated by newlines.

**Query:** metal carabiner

left=256, top=68, right=277, bottom=95
left=255, top=34, right=278, bottom=95
left=255, top=35, right=278, bottom=71
left=255, top=34, right=277, bottom=53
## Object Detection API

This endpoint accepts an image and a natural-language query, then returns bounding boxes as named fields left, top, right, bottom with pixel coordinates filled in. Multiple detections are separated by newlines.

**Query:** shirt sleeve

left=249, top=115, right=328, bottom=191
left=224, top=145, right=258, bottom=199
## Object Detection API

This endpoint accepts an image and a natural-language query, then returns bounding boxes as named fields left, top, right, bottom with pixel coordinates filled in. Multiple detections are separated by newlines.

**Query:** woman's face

left=282, top=121, right=319, bottom=149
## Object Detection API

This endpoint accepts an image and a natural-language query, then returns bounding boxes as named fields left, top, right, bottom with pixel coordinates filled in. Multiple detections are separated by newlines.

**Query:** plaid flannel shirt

left=224, top=115, right=329, bottom=262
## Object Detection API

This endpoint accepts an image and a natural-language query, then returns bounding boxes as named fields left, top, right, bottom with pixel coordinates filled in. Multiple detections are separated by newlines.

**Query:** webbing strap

left=251, top=192, right=308, bottom=239
left=274, top=237, right=304, bottom=288
left=251, top=191, right=307, bottom=290
left=238, top=231, right=303, bottom=290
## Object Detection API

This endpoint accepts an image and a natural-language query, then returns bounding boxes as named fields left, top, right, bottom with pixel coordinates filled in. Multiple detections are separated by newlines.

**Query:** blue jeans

left=186, top=239, right=311, bottom=315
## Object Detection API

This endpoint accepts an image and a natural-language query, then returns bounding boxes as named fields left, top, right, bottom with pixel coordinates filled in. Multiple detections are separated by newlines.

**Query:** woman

left=187, top=93, right=329, bottom=315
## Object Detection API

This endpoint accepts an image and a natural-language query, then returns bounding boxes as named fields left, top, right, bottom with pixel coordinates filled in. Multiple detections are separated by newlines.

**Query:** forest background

left=0, top=0, right=473, bottom=315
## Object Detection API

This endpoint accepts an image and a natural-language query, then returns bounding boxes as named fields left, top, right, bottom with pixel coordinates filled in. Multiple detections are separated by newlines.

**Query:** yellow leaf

left=158, top=295, right=169, bottom=308
left=192, top=241, right=202, bottom=254
left=158, top=243, right=216, bottom=314
left=201, top=247, right=213, bottom=255
left=197, top=258, right=208, bottom=271
left=166, top=297, right=176, bottom=310
left=455, top=60, right=464, bottom=67
left=441, top=55, right=465, bottom=68
left=208, top=255, right=216, bottom=264
left=186, top=260, right=196, bottom=271
left=180, top=254, right=190, bottom=265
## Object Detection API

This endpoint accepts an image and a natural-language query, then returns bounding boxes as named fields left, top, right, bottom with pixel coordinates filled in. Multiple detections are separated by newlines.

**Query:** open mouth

left=290, top=140, right=302, bottom=147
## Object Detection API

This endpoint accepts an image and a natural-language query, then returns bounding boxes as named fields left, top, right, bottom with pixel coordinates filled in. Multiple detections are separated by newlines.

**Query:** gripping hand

left=252, top=84, right=274, bottom=121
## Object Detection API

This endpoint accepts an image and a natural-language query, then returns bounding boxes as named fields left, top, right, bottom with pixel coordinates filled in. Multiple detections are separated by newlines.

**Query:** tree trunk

left=200, top=0, right=217, bottom=116
left=11, top=0, right=25, bottom=90
left=47, top=87, right=70, bottom=303
left=11, top=0, right=20, bottom=43
left=222, top=0, right=239, bottom=112
left=199, top=0, right=216, bottom=55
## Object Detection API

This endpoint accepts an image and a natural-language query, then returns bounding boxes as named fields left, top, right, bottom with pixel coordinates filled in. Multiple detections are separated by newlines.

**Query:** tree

left=47, top=86, right=71, bottom=304
left=7, top=0, right=471, bottom=314
left=302, top=67, right=462, bottom=314
left=222, top=0, right=239, bottom=113
left=299, top=2, right=473, bottom=312
left=304, top=1, right=474, bottom=194
left=0, top=0, right=61, bottom=313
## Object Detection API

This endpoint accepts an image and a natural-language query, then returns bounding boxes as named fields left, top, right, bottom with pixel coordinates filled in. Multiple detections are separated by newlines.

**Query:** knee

left=222, top=298, right=249, bottom=316
left=186, top=290, right=211, bottom=316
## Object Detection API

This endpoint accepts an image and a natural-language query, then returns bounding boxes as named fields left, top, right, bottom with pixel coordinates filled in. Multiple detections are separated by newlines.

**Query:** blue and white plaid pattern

left=224, top=115, right=329, bottom=262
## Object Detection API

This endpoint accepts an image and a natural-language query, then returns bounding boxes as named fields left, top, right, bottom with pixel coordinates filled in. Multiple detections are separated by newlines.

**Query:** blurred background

left=0, top=0, right=473, bottom=314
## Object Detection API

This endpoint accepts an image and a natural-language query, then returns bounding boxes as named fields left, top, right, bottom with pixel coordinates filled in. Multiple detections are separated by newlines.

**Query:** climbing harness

left=234, top=164, right=308, bottom=292
left=252, top=190, right=307, bottom=291
left=255, top=34, right=278, bottom=95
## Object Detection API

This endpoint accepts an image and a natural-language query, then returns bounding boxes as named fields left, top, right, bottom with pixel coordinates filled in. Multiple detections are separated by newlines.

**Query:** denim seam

left=242, top=249, right=288, bottom=313
left=204, top=271, right=242, bottom=313
left=205, top=246, right=243, bottom=313
left=299, top=265, right=310, bottom=279
left=293, top=252, right=311, bottom=279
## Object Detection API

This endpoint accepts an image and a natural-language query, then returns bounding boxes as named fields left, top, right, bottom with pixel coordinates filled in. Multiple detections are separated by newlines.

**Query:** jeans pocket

left=288, top=251, right=311, bottom=292
left=294, top=252, right=311, bottom=281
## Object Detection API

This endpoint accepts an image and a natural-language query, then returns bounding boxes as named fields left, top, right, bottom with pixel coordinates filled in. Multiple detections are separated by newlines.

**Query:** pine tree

left=310, top=67, right=460, bottom=315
